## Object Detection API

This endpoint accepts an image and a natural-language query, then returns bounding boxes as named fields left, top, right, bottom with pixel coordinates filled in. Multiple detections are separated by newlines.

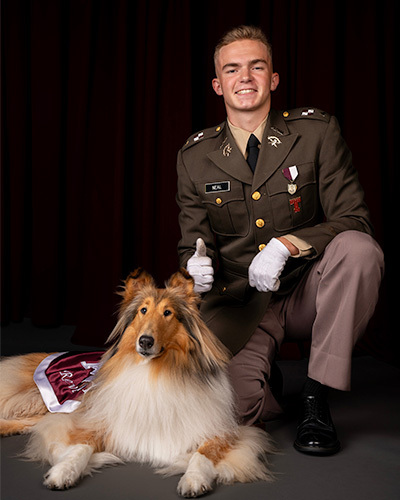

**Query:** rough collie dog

left=0, top=269, right=274, bottom=497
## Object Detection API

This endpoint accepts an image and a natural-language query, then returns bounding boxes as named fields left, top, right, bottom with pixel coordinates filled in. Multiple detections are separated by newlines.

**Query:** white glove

left=186, top=238, right=214, bottom=293
left=248, top=238, right=291, bottom=292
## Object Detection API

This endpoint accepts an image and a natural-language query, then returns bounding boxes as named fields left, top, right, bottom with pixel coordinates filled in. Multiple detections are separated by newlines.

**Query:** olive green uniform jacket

left=176, top=108, right=374, bottom=355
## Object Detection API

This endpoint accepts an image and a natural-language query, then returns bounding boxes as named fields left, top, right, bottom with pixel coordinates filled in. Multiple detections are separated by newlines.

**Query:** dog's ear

left=167, top=268, right=197, bottom=299
left=118, top=268, right=155, bottom=311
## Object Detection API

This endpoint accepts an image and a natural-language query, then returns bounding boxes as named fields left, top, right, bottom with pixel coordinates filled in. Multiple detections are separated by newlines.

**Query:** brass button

left=255, top=218, right=265, bottom=228
left=216, top=126, right=221, bottom=131
left=215, top=197, right=222, bottom=205
left=283, top=111, right=289, bottom=117
left=222, top=286, right=227, bottom=292
left=252, top=191, right=261, bottom=201
left=258, top=243, right=266, bottom=251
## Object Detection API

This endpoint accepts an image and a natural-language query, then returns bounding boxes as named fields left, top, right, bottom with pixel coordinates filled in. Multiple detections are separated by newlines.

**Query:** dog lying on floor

left=0, top=268, right=275, bottom=497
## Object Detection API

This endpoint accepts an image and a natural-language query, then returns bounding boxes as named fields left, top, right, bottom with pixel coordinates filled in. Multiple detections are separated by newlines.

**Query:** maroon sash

left=33, top=351, right=104, bottom=413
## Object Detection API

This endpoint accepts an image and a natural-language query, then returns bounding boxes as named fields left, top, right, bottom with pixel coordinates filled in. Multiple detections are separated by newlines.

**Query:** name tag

left=205, top=181, right=231, bottom=193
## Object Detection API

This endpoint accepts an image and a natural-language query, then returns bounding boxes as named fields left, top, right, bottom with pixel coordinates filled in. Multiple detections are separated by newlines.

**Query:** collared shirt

left=227, top=116, right=312, bottom=258
left=228, top=115, right=268, bottom=159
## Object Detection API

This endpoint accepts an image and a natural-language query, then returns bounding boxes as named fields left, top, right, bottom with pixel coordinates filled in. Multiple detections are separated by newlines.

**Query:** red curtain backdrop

left=1, top=1, right=396, bottom=362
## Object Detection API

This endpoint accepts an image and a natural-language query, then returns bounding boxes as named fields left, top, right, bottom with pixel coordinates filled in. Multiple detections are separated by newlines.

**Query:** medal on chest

left=282, top=166, right=298, bottom=194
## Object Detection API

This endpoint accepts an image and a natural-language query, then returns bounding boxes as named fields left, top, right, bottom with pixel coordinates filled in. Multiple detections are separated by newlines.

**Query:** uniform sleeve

left=282, top=234, right=313, bottom=258
left=288, top=115, right=374, bottom=257
left=176, top=149, right=216, bottom=267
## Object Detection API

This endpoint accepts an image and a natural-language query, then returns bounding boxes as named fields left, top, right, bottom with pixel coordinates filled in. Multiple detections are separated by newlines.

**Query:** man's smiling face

left=212, top=39, right=279, bottom=125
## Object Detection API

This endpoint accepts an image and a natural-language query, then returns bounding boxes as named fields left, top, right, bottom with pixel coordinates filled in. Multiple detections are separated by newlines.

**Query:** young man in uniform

left=176, top=26, right=384, bottom=455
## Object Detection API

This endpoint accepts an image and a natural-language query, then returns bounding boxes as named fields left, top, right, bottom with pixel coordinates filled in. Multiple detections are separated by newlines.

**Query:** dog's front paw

left=177, top=472, right=213, bottom=498
left=43, top=464, right=81, bottom=490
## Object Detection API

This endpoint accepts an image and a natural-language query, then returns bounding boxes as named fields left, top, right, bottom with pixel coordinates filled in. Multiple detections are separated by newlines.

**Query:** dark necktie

left=246, top=134, right=260, bottom=172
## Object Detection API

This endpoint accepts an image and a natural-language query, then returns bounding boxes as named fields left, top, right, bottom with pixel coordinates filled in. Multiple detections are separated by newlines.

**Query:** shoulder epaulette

left=182, top=122, right=225, bottom=151
left=281, top=108, right=330, bottom=122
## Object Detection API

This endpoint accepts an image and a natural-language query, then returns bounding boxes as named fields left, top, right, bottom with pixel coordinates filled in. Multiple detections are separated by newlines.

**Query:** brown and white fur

left=0, top=269, right=274, bottom=497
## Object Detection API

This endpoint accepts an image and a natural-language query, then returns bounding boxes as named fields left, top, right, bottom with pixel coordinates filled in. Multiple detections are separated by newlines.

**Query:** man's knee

left=323, top=231, right=384, bottom=277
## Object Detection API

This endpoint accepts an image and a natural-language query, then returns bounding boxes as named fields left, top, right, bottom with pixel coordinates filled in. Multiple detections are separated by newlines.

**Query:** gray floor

left=1, top=320, right=400, bottom=500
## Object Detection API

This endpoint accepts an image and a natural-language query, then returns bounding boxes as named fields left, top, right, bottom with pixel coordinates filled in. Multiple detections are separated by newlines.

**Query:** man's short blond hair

left=214, top=25, right=273, bottom=69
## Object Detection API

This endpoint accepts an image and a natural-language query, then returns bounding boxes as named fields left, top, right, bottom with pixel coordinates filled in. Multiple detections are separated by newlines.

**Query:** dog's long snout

left=138, top=335, right=154, bottom=351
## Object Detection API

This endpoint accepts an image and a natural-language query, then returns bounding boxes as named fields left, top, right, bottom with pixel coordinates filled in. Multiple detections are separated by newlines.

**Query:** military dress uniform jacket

left=176, top=108, right=374, bottom=355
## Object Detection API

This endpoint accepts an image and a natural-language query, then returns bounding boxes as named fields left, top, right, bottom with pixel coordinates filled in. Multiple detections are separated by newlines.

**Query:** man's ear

left=212, top=77, right=223, bottom=96
left=270, top=72, right=280, bottom=92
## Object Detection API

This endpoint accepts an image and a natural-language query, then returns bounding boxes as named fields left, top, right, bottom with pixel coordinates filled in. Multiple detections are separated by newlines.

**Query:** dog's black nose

left=138, top=335, right=154, bottom=350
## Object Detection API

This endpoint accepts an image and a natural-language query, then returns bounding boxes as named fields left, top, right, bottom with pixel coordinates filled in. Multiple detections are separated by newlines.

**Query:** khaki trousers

left=228, top=231, right=385, bottom=425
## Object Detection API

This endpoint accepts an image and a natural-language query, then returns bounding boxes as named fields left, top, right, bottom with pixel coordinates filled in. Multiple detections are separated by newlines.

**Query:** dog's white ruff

left=83, top=360, right=237, bottom=465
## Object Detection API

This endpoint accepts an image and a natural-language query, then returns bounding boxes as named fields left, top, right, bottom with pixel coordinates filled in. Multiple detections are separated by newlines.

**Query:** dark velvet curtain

left=1, top=0, right=396, bottom=363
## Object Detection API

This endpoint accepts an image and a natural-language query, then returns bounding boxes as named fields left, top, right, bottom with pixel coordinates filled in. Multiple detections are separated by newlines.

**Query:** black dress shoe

left=294, top=395, right=341, bottom=456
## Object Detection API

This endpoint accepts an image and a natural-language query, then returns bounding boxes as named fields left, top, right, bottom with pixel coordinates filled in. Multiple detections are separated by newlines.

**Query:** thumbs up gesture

left=186, top=238, right=214, bottom=293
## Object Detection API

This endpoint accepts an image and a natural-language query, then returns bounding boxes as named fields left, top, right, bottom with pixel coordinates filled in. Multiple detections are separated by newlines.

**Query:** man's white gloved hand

left=186, top=238, right=214, bottom=293
left=248, top=238, right=291, bottom=292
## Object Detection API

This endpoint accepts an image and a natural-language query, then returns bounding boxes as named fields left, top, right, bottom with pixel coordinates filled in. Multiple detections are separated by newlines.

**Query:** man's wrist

left=276, top=236, right=299, bottom=256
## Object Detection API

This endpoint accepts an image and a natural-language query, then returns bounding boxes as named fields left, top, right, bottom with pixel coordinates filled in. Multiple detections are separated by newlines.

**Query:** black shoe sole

left=293, top=440, right=341, bottom=456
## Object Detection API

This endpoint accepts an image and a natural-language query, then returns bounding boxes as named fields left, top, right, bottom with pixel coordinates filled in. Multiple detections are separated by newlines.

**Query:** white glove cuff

left=269, top=237, right=292, bottom=259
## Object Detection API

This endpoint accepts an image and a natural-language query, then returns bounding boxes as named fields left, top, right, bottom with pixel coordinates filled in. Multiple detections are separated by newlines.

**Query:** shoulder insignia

left=282, top=108, right=330, bottom=122
left=182, top=123, right=225, bottom=151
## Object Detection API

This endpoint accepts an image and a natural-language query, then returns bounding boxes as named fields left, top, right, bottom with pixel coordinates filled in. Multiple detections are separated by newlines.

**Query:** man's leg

left=227, top=322, right=284, bottom=425
left=285, top=230, right=384, bottom=391
left=283, top=231, right=384, bottom=454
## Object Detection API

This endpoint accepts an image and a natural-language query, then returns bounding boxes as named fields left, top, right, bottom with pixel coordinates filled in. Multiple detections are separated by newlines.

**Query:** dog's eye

left=163, top=309, right=172, bottom=317
left=140, top=307, right=147, bottom=315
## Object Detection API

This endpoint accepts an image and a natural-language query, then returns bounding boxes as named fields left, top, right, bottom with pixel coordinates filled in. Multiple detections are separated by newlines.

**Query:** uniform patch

left=205, top=181, right=231, bottom=193
left=289, top=196, right=302, bottom=213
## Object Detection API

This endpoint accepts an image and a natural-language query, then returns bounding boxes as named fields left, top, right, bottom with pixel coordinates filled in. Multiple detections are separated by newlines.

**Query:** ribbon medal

left=282, top=166, right=298, bottom=194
